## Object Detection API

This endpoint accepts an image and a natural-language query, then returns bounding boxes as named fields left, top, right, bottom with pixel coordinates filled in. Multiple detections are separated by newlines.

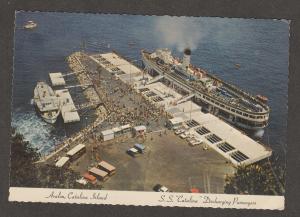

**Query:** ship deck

left=144, top=51, right=269, bottom=114
left=34, top=82, right=60, bottom=112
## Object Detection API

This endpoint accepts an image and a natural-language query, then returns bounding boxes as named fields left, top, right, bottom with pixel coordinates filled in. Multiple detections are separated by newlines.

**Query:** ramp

left=146, top=75, right=164, bottom=85
left=176, top=94, right=195, bottom=104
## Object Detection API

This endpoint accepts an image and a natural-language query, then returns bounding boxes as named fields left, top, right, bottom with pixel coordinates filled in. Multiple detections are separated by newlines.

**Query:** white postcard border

left=9, top=187, right=284, bottom=210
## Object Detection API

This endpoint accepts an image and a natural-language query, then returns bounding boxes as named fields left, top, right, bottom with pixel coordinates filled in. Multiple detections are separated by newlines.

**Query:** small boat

left=24, top=20, right=37, bottom=29
left=234, top=63, right=241, bottom=69
left=33, top=81, right=60, bottom=124
left=256, top=95, right=268, bottom=104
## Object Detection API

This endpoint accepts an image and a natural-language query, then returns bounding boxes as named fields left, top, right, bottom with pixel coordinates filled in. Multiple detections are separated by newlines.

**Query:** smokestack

left=182, top=48, right=191, bottom=69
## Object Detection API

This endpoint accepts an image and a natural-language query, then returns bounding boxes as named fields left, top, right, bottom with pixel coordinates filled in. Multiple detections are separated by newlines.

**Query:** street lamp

left=85, top=116, right=88, bottom=128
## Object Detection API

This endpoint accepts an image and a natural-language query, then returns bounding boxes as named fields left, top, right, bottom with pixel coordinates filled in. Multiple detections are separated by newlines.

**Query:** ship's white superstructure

left=141, top=48, right=270, bottom=137
left=33, top=81, right=60, bottom=124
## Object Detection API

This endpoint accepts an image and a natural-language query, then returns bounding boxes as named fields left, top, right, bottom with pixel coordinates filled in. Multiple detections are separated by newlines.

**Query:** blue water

left=12, top=12, right=289, bottom=156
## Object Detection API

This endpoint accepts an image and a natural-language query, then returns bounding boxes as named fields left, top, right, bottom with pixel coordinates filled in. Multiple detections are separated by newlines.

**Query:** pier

left=55, top=89, right=80, bottom=123
left=35, top=50, right=273, bottom=193
left=40, top=51, right=272, bottom=166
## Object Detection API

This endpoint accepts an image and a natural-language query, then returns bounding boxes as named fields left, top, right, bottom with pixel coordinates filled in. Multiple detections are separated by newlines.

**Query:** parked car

left=127, top=147, right=140, bottom=157
left=76, top=177, right=88, bottom=185
left=186, top=136, right=195, bottom=143
left=190, top=188, right=200, bottom=193
left=153, top=184, right=169, bottom=192
left=134, top=143, right=146, bottom=153
left=179, top=132, right=188, bottom=139
left=202, top=143, right=209, bottom=150
left=174, top=128, right=185, bottom=135
left=188, top=138, right=203, bottom=146
left=83, top=172, right=97, bottom=184
left=172, top=125, right=181, bottom=130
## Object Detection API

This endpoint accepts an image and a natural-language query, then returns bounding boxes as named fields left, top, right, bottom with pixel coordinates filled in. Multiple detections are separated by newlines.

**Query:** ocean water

left=12, top=12, right=289, bottom=156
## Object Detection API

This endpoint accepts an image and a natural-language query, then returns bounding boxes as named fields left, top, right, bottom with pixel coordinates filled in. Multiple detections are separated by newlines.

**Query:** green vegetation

left=224, top=158, right=285, bottom=195
left=10, top=129, right=100, bottom=189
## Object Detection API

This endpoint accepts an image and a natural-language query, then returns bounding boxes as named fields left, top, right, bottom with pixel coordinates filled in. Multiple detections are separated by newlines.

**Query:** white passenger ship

left=33, top=81, right=60, bottom=124
left=141, top=48, right=270, bottom=137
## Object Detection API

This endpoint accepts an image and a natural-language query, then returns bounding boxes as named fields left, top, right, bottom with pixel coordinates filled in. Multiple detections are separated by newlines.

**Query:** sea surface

left=12, top=12, right=289, bottom=157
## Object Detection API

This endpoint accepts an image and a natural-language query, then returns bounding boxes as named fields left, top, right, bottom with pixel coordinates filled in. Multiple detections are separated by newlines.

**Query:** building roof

left=101, top=129, right=114, bottom=136
left=167, top=101, right=272, bottom=166
left=98, top=161, right=116, bottom=171
left=55, top=89, right=80, bottom=123
left=89, top=167, right=108, bottom=177
left=169, top=117, right=184, bottom=125
left=83, top=173, right=96, bottom=182
left=100, top=52, right=141, bottom=75
left=143, top=82, right=183, bottom=108
left=121, top=124, right=131, bottom=130
left=134, top=125, right=146, bottom=131
left=67, top=144, right=85, bottom=156
left=49, top=72, right=66, bottom=86
left=62, top=111, right=81, bottom=123
left=112, top=127, right=122, bottom=133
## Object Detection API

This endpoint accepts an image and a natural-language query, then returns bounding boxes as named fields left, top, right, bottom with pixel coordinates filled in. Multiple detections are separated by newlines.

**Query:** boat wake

left=11, top=111, right=65, bottom=155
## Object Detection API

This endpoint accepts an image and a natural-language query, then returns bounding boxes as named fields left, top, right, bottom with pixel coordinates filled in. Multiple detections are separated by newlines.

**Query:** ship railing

left=146, top=55, right=269, bottom=117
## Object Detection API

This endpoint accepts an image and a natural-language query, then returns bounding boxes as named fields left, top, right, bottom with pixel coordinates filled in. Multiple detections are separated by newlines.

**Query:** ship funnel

left=182, top=48, right=191, bottom=69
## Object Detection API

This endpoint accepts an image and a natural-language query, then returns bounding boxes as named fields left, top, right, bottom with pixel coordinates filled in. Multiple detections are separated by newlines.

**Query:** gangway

left=49, top=70, right=85, bottom=86
left=176, top=94, right=195, bottom=104
left=62, top=70, right=85, bottom=77
left=146, top=75, right=164, bottom=85
left=65, top=83, right=93, bottom=89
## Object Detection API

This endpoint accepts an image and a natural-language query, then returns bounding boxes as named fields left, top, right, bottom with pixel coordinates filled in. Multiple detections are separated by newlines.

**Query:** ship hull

left=141, top=52, right=267, bottom=137
left=33, top=103, right=59, bottom=124
left=41, top=112, right=59, bottom=124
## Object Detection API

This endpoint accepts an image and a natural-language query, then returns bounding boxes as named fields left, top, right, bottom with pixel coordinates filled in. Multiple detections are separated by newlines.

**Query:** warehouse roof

left=167, top=101, right=272, bottom=166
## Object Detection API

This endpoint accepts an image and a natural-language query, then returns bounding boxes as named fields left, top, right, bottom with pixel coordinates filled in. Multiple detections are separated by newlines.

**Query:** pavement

left=70, top=130, right=235, bottom=193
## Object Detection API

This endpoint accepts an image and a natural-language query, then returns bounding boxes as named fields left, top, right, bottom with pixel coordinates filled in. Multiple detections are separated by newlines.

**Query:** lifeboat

left=256, top=95, right=268, bottom=103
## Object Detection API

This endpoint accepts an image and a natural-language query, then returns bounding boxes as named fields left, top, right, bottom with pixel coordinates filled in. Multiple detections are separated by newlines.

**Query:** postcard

left=9, top=11, right=288, bottom=210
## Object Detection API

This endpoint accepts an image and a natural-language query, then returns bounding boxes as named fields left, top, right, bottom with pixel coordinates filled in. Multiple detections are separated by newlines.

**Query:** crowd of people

left=85, top=57, right=167, bottom=130
left=44, top=51, right=170, bottom=163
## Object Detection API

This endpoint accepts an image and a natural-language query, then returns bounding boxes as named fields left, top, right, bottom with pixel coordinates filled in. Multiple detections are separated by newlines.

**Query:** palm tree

left=224, top=160, right=285, bottom=195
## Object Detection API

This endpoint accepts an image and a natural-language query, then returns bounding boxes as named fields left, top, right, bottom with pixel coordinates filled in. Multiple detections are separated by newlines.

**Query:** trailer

left=101, top=129, right=114, bottom=141
left=66, top=144, right=86, bottom=161
left=97, top=161, right=116, bottom=176
left=89, top=167, right=109, bottom=181
left=55, top=156, right=70, bottom=168
left=83, top=172, right=97, bottom=184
